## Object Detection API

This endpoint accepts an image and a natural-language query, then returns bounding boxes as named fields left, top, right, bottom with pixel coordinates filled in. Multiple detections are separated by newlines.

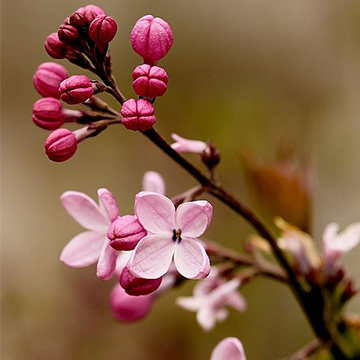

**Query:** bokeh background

left=2, top=1, right=360, bottom=359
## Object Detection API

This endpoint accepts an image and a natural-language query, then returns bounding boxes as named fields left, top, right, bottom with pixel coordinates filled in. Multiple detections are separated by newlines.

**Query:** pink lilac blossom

left=177, top=268, right=246, bottom=331
left=45, top=32, right=68, bottom=59
left=171, top=133, right=208, bottom=154
left=132, top=64, right=168, bottom=98
left=210, top=337, right=246, bottom=360
left=60, top=188, right=119, bottom=280
left=59, top=75, right=94, bottom=105
left=89, top=15, right=117, bottom=52
left=129, top=191, right=213, bottom=280
left=120, top=98, right=156, bottom=131
left=109, top=284, right=154, bottom=322
left=130, top=15, right=173, bottom=65
left=322, top=222, right=360, bottom=274
left=33, top=62, right=69, bottom=99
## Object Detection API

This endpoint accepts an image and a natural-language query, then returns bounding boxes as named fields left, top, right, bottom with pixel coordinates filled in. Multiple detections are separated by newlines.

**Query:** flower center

left=172, top=229, right=182, bottom=243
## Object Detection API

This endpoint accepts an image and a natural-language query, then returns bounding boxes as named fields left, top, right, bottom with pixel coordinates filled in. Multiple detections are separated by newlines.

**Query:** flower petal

left=176, top=296, right=203, bottom=312
left=98, top=188, right=119, bottom=222
left=171, top=133, right=208, bottom=154
left=60, top=231, right=104, bottom=268
left=130, top=235, right=175, bottom=279
left=323, top=222, right=360, bottom=254
left=97, top=239, right=118, bottom=280
left=174, top=238, right=210, bottom=279
left=176, top=201, right=213, bottom=238
left=142, top=171, right=166, bottom=195
left=197, top=307, right=216, bottom=331
left=210, top=337, right=247, bottom=360
left=61, top=191, right=108, bottom=231
left=134, top=191, right=175, bottom=235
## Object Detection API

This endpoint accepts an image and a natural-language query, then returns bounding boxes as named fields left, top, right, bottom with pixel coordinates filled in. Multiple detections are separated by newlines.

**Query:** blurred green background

left=2, top=1, right=360, bottom=359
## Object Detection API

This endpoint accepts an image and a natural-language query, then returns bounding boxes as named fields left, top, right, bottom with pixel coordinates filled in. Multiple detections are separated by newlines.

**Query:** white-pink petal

left=174, top=238, right=210, bottom=279
left=61, top=191, right=108, bottom=232
left=96, top=239, right=118, bottom=280
left=142, top=171, right=166, bottom=195
left=171, top=133, right=208, bottom=154
left=197, top=307, right=217, bottom=332
left=98, top=188, right=119, bottom=222
left=135, top=192, right=175, bottom=235
left=323, top=222, right=360, bottom=254
left=210, top=338, right=247, bottom=360
left=130, top=235, right=175, bottom=279
left=60, top=231, right=105, bottom=268
left=176, top=201, right=213, bottom=238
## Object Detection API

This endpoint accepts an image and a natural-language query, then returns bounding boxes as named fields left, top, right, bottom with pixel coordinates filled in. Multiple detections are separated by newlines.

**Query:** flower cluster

left=32, top=6, right=173, bottom=161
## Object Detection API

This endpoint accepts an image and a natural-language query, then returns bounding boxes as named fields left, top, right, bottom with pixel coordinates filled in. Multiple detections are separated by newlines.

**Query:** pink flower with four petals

left=129, top=191, right=213, bottom=280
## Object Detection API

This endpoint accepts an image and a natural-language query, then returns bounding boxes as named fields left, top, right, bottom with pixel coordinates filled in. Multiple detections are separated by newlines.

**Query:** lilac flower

left=142, top=171, right=166, bottom=195
left=177, top=268, right=246, bottom=331
left=210, top=337, right=246, bottom=360
left=322, top=222, right=360, bottom=274
left=171, top=133, right=208, bottom=154
left=60, top=188, right=119, bottom=280
left=129, top=191, right=213, bottom=279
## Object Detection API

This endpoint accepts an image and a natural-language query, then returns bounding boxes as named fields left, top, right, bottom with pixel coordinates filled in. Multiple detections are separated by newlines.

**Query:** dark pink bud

left=130, top=15, right=173, bottom=65
left=58, top=24, right=78, bottom=44
left=109, top=284, right=153, bottom=323
left=108, top=215, right=147, bottom=251
left=32, top=98, right=64, bottom=130
left=71, top=5, right=105, bottom=26
left=33, top=62, right=69, bottom=98
left=89, top=15, right=117, bottom=52
left=59, top=75, right=94, bottom=104
left=45, top=32, right=68, bottom=59
left=120, top=99, right=156, bottom=131
left=132, top=64, right=168, bottom=98
left=120, top=265, right=162, bottom=296
left=44, top=128, right=77, bottom=162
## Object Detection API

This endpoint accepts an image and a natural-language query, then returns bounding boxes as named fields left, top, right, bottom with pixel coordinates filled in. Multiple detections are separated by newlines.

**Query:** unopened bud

left=120, top=265, right=162, bottom=296
left=132, top=64, right=168, bottom=98
left=44, top=128, right=77, bottom=162
left=59, top=75, right=94, bottom=104
left=58, top=24, right=79, bottom=44
left=32, top=98, right=64, bottom=130
left=120, top=99, right=156, bottom=131
left=201, top=141, right=220, bottom=170
left=70, top=5, right=105, bottom=26
left=109, top=284, right=154, bottom=323
left=45, top=32, right=68, bottom=59
left=89, top=15, right=117, bottom=52
left=33, top=62, right=69, bottom=99
left=108, top=215, right=146, bottom=250
left=130, top=15, right=173, bottom=65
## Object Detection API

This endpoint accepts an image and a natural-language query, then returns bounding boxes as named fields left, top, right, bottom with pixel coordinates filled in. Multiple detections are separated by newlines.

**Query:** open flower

left=322, top=222, right=360, bottom=274
left=60, top=188, right=119, bottom=280
left=210, top=337, right=246, bottom=360
left=177, top=268, right=246, bottom=331
left=129, top=191, right=213, bottom=280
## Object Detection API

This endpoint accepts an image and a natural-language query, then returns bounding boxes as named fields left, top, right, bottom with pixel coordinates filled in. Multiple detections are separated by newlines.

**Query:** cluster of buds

left=121, top=16, right=173, bottom=131
left=33, top=6, right=174, bottom=161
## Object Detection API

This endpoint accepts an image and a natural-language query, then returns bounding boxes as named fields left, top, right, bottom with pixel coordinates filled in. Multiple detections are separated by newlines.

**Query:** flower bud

left=32, top=98, right=64, bottom=130
left=120, top=265, right=162, bottom=296
left=33, top=62, right=69, bottom=98
left=131, top=15, right=173, bottom=65
left=109, top=284, right=153, bottom=323
left=120, top=99, right=156, bottom=131
left=108, top=215, right=147, bottom=251
left=45, top=32, right=68, bottom=59
left=132, top=64, right=168, bottom=98
left=58, top=24, right=79, bottom=44
left=89, top=15, right=117, bottom=52
left=44, top=128, right=77, bottom=162
left=70, top=5, right=105, bottom=26
left=59, top=75, right=94, bottom=104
